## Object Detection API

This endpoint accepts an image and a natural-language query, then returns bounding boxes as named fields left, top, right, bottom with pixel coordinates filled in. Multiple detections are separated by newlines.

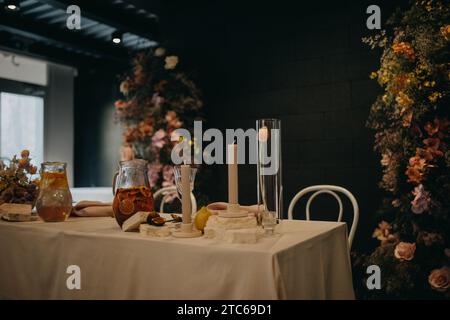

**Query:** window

left=0, top=92, right=44, bottom=166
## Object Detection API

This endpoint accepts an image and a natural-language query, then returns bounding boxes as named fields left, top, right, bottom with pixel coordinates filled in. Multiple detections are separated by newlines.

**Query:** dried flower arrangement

left=0, top=150, right=39, bottom=206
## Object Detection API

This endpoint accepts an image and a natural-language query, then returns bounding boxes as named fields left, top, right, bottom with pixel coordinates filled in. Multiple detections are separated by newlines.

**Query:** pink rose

left=147, top=162, right=162, bottom=188
left=162, top=165, right=174, bottom=187
left=428, top=267, right=450, bottom=292
left=170, top=130, right=181, bottom=143
left=394, top=242, right=416, bottom=261
left=151, top=93, right=164, bottom=107
left=411, top=184, right=430, bottom=214
left=151, top=129, right=167, bottom=149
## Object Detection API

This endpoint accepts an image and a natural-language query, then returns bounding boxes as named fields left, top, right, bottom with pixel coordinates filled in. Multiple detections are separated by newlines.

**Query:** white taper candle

left=181, top=164, right=191, bottom=224
left=228, top=144, right=238, bottom=205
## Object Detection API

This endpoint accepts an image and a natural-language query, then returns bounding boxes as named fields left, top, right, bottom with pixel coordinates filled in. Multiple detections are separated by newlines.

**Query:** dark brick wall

left=156, top=0, right=411, bottom=251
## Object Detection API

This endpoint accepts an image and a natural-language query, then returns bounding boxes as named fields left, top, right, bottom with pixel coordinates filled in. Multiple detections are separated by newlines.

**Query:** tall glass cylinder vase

left=256, top=119, right=283, bottom=231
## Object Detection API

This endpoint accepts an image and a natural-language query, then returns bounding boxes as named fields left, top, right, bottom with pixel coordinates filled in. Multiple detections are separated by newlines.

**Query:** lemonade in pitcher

left=36, top=162, right=73, bottom=222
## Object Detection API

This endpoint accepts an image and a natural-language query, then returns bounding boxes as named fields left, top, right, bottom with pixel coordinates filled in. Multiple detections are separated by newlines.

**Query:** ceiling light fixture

left=111, top=31, right=123, bottom=44
left=4, top=0, right=20, bottom=11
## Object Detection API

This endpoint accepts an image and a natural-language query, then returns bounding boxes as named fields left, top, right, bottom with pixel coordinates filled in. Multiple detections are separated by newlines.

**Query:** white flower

left=154, top=47, right=166, bottom=57
left=164, top=56, right=178, bottom=70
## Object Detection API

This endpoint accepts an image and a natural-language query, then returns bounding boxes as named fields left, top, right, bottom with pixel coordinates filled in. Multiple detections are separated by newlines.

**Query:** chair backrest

left=287, top=185, right=359, bottom=249
left=153, top=186, right=197, bottom=214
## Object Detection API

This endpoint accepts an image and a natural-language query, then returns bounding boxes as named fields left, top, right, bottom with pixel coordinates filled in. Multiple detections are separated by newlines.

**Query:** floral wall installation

left=359, top=0, right=450, bottom=299
left=115, top=47, right=207, bottom=204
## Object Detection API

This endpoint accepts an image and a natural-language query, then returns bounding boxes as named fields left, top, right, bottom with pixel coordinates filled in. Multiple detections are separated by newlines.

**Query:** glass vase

left=256, top=119, right=283, bottom=229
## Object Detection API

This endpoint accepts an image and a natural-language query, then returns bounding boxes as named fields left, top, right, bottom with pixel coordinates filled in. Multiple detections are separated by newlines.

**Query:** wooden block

left=122, top=211, right=149, bottom=232
left=0, top=203, right=32, bottom=216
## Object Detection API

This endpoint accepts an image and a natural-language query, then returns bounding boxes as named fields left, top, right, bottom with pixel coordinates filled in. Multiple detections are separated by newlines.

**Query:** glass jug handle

left=112, top=172, right=118, bottom=195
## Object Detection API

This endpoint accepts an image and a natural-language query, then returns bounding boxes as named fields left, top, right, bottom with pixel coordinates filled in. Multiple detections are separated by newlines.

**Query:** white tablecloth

left=0, top=217, right=354, bottom=300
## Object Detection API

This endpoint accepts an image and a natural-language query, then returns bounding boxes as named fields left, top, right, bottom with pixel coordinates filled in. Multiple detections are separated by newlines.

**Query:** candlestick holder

left=218, top=204, right=249, bottom=218
left=172, top=222, right=202, bottom=238
left=172, top=165, right=201, bottom=238
left=217, top=144, right=249, bottom=218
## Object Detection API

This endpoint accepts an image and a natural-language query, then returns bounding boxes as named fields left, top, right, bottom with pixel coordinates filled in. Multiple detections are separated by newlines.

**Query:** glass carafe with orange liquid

left=36, top=162, right=73, bottom=222
left=112, top=159, right=154, bottom=227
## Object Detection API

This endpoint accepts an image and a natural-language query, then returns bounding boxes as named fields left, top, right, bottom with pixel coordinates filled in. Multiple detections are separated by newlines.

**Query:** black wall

left=74, top=0, right=409, bottom=252
left=154, top=0, right=409, bottom=251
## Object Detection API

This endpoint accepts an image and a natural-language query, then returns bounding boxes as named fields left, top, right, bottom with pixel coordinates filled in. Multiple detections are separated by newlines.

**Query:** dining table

left=0, top=214, right=355, bottom=300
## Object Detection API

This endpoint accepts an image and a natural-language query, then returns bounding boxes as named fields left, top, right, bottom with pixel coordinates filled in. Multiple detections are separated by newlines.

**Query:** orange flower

left=392, top=42, right=415, bottom=60
left=165, top=110, right=183, bottom=129
left=406, top=155, right=427, bottom=184
left=28, top=166, right=37, bottom=175
left=18, top=158, right=28, bottom=168
left=21, top=150, right=30, bottom=159
left=406, top=167, right=423, bottom=184
left=115, top=100, right=128, bottom=110
left=138, top=121, right=153, bottom=136
left=441, top=25, right=450, bottom=41
left=124, top=127, right=141, bottom=143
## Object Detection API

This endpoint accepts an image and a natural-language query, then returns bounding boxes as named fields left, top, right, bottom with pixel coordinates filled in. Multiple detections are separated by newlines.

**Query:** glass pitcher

left=112, top=159, right=154, bottom=227
left=36, top=162, right=73, bottom=222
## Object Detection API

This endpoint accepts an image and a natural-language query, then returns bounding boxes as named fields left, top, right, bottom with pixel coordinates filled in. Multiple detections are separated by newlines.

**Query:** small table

left=0, top=217, right=354, bottom=299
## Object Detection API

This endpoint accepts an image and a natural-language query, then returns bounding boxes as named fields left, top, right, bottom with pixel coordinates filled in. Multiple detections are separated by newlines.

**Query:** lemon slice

left=119, top=199, right=135, bottom=215
left=194, top=206, right=212, bottom=232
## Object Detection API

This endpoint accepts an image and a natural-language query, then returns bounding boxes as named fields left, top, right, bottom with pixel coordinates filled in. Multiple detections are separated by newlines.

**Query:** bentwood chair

left=153, top=186, right=197, bottom=214
left=287, top=185, right=359, bottom=249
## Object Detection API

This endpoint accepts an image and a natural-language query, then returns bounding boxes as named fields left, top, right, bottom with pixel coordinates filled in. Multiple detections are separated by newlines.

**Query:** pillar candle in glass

left=256, top=119, right=283, bottom=227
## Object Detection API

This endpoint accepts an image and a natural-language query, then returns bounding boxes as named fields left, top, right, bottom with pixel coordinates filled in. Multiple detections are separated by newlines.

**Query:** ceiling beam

left=0, top=31, right=129, bottom=69
left=0, top=11, right=130, bottom=63
left=38, top=0, right=159, bottom=41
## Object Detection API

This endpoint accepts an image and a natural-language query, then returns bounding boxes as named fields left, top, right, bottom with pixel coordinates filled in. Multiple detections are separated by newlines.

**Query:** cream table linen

left=0, top=217, right=354, bottom=300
